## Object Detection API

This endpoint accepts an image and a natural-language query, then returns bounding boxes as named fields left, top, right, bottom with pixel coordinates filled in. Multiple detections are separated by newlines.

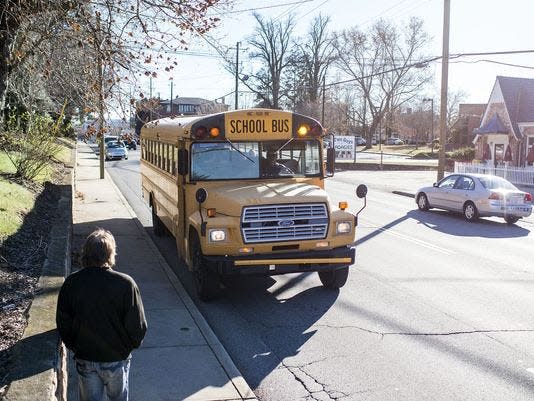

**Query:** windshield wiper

left=275, top=137, right=294, bottom=153
left=225, top=137, right=256, bottom=163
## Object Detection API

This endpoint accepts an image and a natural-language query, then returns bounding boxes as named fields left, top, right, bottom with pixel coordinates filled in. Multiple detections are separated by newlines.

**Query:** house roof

left=473, top=113, right=508, bottom=135
left=496, top=76, right=534, bottom=139
left=159, top=97, right=211, bottom=106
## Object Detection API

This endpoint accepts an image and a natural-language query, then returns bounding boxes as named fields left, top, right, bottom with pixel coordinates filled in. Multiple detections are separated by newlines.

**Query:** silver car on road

left=105, top=140, right=128, bottom=161
left=415, top=173, right=533, bottom=224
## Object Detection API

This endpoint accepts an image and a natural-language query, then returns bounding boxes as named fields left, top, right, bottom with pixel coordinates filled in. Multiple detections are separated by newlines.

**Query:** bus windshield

left=191, top=140, right=321, bottom=181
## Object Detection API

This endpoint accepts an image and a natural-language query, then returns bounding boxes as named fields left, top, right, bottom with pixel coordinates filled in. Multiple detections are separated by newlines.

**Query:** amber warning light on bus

left=193, top=125, right=223, bottom=140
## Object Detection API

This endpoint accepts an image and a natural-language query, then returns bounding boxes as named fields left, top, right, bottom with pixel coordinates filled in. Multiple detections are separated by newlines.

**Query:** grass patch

left=0, top=142, right=72, bottom=183
left=0, top=152, right=16, bottom=174
left=360, top=145, right=435, bottom=155
left=53, top=143, right=73, bottom=165
left=0, top=176, right=35, bottom=240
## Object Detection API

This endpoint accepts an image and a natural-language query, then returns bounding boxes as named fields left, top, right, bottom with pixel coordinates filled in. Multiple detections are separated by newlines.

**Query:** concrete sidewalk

left=70, top=142, right=256, bottom=401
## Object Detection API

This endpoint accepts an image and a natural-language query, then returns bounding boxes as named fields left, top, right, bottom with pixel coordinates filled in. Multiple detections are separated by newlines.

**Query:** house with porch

left=473, top=76, right=534, bottom=167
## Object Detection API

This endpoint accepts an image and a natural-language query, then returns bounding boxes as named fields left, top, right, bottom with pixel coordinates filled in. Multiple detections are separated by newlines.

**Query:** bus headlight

left=209, top=229, right=227, bottom=242
left=336, top=221, right=352, bottom=234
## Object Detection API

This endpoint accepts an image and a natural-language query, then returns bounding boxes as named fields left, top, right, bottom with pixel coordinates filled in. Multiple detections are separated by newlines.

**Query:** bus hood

left=206, top=182, right=331, bottom=216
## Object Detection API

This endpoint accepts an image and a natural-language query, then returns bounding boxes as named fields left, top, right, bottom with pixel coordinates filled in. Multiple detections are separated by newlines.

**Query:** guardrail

left=455, top=162, right=534, bottom=186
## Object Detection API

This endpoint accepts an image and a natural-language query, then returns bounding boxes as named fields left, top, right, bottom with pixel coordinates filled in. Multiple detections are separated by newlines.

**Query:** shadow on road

left=407, top=209, right=530, bottom=238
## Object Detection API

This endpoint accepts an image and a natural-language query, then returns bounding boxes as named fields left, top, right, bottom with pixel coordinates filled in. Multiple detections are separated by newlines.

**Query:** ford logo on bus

left=278, top=219, right=294, bottom=227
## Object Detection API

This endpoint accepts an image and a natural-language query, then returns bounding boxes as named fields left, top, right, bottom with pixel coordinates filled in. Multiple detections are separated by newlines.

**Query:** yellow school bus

left=140, top=108, right=367, bottom=300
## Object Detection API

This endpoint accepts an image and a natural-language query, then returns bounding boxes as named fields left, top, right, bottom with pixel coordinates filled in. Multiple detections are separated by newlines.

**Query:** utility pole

left=423, top=98, right=434, bottom=153
left=438, top=0, right=450, bottom=181
left=170, top=79, right=173, bottom=116
left=235, top=42, right=240, bottom=110
left=321, top=76, right=326, bottom=123
left=96, top=14, right=105, bottom=180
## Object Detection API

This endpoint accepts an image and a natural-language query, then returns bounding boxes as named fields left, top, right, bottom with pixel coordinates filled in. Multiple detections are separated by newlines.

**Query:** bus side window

left=172, top=146, right=177, bottom=176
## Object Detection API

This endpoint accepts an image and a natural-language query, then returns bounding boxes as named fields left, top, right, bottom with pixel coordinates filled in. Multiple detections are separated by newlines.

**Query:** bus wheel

left=189, top=232, right=220, bottom=302
left=152, top=207, right=165, bottom=236
left=318, top=266, right=349, bottom=289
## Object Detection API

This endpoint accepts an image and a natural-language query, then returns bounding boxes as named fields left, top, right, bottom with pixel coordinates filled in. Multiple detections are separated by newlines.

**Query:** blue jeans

left=75, top=357, right=131, bottom=401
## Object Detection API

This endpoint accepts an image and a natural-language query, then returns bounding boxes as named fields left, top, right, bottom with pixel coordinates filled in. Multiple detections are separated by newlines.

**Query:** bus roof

left=141, top=108, right=323, bottom=143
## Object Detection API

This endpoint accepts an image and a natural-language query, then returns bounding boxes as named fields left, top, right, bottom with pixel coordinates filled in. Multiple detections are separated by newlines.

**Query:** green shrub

left=0, top=112, right=63, bottom=180
left=448, top=147, right=475, bottom=161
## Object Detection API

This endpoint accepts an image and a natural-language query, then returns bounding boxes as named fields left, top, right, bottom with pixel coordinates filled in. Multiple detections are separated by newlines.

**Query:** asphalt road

left=106, top=150, right=534, bottom=401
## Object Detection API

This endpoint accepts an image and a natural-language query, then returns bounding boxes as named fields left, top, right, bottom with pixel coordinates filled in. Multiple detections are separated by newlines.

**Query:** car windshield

left=191, top=140, right=321, bottom=181
left=107, top=141, right=124, bottom=149
left=478, top=176, right=517, bottom=190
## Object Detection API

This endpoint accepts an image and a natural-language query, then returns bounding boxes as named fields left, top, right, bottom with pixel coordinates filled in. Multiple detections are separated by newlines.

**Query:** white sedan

left=105, top=140, right=128, bottom=161
left=415, top=173, right=533, bottom=224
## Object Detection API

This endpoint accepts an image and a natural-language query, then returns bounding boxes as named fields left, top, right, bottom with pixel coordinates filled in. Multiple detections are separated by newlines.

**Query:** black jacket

left=56, top=267, right=147, bottom=362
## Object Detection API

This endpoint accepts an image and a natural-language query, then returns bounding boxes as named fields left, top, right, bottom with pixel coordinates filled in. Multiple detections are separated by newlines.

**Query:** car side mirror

left=433, top=182, right=438, bottom=187
left=178, top=149, right=188, bottom=176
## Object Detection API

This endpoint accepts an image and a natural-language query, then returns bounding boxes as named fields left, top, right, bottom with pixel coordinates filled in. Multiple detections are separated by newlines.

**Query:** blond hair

left=80, top=228, right=116, bottom=268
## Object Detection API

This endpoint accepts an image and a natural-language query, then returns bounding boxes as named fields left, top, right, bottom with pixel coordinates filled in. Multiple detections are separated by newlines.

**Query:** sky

left=139, top=0, right=534, bottom=111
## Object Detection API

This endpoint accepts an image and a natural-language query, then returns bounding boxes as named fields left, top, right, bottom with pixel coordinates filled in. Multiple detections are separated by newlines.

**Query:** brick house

left=450, top=103, right=485, bottom=146
left=135, top=96, right=229, bottom=137
left=473, top=76, right=534, bottom=167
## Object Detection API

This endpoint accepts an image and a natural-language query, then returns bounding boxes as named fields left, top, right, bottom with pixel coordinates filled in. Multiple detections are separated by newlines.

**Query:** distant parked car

left=386, top=138, right=404, bottom=145
left=104, top=135, right=118, bottom=145
left=123, top=138, right=137, bottom=150
left=105, top=140, right=128, bottom=161
left=355, top=136, right=366, bottom=146
left=415, top=173, right=533, bottom=224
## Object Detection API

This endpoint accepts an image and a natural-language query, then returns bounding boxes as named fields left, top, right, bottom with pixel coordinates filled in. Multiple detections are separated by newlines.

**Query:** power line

left=450, top=59, right=534, bottom=70
left=275, top=0, right=315, bottom=20
left=299, top=0, right=330, bottom=19
left=214, top=0, right=315, bottom=15
left=326, top=49, right=534, bottom=88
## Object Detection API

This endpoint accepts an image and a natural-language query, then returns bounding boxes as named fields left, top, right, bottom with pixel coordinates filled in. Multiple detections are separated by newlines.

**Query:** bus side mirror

left=178, top=149, right=188, bottom=176
left=354, top=184, right=368, bottom=226
left=325, top=148, right=335, bottom=177
left=356, top=184, right=367, bottom=198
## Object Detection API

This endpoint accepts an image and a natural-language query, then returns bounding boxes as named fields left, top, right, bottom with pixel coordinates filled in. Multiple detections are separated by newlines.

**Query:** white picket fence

left=455, top=162, right=534, bottom=187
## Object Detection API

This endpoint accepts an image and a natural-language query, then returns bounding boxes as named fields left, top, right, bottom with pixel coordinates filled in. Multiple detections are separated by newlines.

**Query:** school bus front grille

left=241, top=203, right=328, bottom=243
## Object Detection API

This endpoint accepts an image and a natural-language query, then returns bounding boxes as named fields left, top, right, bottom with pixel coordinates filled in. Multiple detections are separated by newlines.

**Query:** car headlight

left=209, top=229, right=227, bottom=242
left=336, top=221, right=352, bottom=234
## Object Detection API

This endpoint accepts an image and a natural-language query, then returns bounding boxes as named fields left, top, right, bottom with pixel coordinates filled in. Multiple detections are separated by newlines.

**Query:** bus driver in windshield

left=262, top=150, right=293, bottom=177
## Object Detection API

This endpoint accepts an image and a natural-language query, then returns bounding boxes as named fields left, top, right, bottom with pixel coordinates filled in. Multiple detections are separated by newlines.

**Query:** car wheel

left=417, top=193, right=430, bottom=211
left=318, top=266, right=349, bottom=289
left=504, top=216, right=520, bottom=225
left=463, top=201, right=478, bottom=222
left=189, top=231, right=220, bottom=302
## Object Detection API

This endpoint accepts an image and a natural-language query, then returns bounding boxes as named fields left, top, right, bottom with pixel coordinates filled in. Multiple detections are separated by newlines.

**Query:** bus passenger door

left=176, top=143, right=187, bottom=260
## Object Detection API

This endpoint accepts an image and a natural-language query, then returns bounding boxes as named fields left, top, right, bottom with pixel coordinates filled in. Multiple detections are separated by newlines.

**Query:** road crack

left=283, top=362, right=348, bottom=401
left=314, top=324, right=534, bottom=337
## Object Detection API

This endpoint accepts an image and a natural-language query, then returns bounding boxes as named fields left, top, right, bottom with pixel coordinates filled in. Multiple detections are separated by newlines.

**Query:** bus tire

left=189, top=231, right=220, bottom=302
left=152, top=207, right=166, bottom=236
left=318, top=266, right=349, bottom=289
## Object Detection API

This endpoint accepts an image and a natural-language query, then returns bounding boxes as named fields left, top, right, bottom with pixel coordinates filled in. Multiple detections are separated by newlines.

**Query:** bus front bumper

left=202, top=246, right=355, bottom=276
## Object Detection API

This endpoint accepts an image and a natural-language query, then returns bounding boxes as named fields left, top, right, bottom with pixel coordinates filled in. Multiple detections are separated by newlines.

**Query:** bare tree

left=0, top=0, right=228, bottom=127
left=285, top=14, right=336, bottom=119
left=0, top=1, right=77, bottom=124
left=333, top=17, right=431, bottom=147
left=243, top=13, right=295, bottom=109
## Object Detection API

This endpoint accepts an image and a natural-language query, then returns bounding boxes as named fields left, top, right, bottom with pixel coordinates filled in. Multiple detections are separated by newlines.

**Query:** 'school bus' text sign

left=225, top=110, right=292, bottom=141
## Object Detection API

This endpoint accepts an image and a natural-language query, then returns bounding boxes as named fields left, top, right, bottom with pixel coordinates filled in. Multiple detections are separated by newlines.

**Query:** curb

left=4, top=148, right=74, bottom=401
left=392, top=190, right=415, bottom=198
left=105, top=170, right=257, bottom=400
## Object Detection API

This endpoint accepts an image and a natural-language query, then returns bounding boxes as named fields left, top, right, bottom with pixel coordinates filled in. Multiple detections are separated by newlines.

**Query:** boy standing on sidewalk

left=56, top=228, right=147, bottom=401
